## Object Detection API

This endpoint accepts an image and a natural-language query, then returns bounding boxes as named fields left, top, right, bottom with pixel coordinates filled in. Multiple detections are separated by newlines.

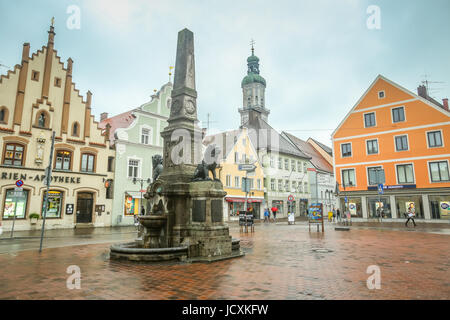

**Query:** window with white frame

left=141, top=128, right=150, bottom=145
left=303, top=163, right=307, bottom=172
left=366, top=139, right=378, bottom=155
left=342, top=169, right=356, bottom=187
left=278, top=157, right=282, bottom=169
left=291, top=160, right=296, bottom=172
left=271, top=179, right=275, bottom=191
left=427, top=131, right=443, bottom=148
left=341, top=143, right=352, bottom=157
left=298, top=161, right=302, bottom=172
left=367, top=166, right=382, bottom=185
left=392, top=107, right=405, bottom=123
left=270, top=156, right=274, bottom=168
left=226, top=175, right=231, bottom=187
left=235, top=176, right=240, bottom=187
left=292, top=181, right=296, bottom=192
left=128, top=159, right=140, bottom=178
left=257, top=179, right=261, bottom=190
left=284, top=159, right=289, bottom=170
left=378, top=91, right=385, bottom=99
left=364, top=112, right=376, bottom=127
left=278, top=180, right=283, bottom=191
left=429, top=161, right=449, bottom=182
left=395, top=135, right=408, bottom=151
left=396, top=164, right=414, bottom=184
left=285, top=180, right=289, bottom=191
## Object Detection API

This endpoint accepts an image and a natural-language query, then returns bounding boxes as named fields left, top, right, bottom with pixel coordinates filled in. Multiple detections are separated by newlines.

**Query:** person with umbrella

left=271, top=206, right=278, bottom=222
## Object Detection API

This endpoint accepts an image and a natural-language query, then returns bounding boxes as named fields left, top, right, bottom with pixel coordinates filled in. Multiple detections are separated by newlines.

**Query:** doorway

left=76, top=192, right=93, bottom=223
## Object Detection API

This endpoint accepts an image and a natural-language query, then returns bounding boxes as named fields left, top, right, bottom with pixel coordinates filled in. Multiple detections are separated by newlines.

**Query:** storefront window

left=272, top=200, right=284, bottom=215
left=3, top=189, right=28, bottom=219
left=367, top=197, right=392, bottom=218
left=42, top=191, right=63, bottom=218
left=429, top=195, right=450, bottom=220
left=124, top=195, right=140, bottom=216
left=339, top=197, right=362, bottom=217
left=395, top=195, right=424, bottom=219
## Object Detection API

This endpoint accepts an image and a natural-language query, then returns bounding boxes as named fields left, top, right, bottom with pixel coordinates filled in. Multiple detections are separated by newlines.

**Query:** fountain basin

left=110, top=242, right=188, bottom=262
left=138, top=215, right=167, bottom=228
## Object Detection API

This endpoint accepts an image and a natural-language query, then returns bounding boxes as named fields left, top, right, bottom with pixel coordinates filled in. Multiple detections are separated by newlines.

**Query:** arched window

left=72, top=122, right=80, bottom=137
left=35, top=111, right=50, bottom=128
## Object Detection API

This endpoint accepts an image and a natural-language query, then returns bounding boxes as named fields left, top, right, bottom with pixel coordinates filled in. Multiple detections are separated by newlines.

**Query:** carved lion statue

left=152, top=154, right=163, bottom=181
left=193, top=144, right=221, bottom=181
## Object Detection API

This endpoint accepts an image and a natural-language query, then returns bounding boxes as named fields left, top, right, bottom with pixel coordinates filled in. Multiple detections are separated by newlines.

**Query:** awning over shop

left=225, top=197, right=263, bottom=203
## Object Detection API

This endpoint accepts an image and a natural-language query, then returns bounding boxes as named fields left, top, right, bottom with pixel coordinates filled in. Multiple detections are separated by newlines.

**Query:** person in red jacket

left=271, top=206, right=278, bottom=222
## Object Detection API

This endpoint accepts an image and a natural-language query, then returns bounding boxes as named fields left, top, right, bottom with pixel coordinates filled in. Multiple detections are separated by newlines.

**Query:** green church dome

left=241, top=73, right=266, bottom=87
left=247, top=55, right=259, bottom=63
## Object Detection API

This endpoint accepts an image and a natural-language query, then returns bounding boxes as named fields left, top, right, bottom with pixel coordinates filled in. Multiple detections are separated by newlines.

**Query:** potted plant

left=29, top=213, right=40, bottom=224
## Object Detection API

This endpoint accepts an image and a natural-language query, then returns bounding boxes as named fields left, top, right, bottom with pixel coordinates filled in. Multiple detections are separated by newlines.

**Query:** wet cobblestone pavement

left=0, top=223, right=449, bottom=300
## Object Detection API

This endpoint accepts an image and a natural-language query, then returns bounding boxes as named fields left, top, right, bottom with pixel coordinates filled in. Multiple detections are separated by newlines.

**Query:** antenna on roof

left=421, top=73, right=446, bottom=99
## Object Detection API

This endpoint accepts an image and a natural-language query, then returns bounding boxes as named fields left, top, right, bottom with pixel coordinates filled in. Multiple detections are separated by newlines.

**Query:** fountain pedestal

left=138, top=216, right=167, bottom=248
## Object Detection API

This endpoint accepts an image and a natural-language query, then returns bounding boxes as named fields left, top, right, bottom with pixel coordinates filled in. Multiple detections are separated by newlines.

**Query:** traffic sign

left=378, top=184, right=384, bottom=195
left=288, top=195, right=294, bottom=202
left=15, top=180, right=24, bottom=187
left=238, top=164, right=257, bottom=172
left=345, top=196, right=348, bottom=203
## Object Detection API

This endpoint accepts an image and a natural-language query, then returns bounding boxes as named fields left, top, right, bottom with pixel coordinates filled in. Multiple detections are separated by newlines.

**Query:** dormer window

left=378, top=91, right=385, bottom=99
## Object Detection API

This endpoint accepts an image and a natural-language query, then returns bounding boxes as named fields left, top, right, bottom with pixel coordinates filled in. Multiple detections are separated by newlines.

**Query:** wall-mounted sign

left=0, top=172, right=81, bottom=184
left=95, top=205, right=105, bottom=213
left=66, top=204, right=74, bottom=215
left=368, top=184, right=416, bottom=191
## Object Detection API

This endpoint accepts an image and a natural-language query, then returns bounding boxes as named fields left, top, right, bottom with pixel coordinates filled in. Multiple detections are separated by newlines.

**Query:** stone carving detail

left=171, top=99, right=182, bottom=115
left=185, top=99, right=196, bottom=115
left=152, top=155, right=163, bottom=181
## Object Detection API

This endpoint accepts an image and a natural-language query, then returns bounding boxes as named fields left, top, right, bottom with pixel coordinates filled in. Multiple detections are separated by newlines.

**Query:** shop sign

left=1, top=171, right=81, bottom=184
left=349, top=202, right=357, bottom=215
left=368, top=184, right=416, bottom=191
left=66, top=204, right=74, bottom=215
left=440, top=202, right=450, bottom=219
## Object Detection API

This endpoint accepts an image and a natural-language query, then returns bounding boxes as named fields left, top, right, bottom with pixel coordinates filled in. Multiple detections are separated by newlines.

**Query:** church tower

left=239, top=42, right=270, bottom=125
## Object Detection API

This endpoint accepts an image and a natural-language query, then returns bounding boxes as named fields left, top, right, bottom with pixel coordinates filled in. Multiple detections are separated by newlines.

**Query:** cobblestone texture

left=0, top=223, right=449, bottom=300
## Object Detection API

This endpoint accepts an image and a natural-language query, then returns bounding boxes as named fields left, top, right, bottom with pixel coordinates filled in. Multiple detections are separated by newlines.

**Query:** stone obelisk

left=160, top=28, right=203, bottom=183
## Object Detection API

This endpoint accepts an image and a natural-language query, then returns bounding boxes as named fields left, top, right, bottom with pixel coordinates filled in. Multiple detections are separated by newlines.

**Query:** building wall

left=0, top=26, right=115, bottom=231
left=261, top=151, right=311, bottom=217
left=333, top=76, right=450, bottom=220
left=111, top=83, right=171, bottom=226
left=213, top=128, right=265, bottom=220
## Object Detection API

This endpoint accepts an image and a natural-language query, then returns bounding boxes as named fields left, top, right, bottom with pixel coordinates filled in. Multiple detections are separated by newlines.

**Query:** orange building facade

left=332, top=75, right=450, bottom=221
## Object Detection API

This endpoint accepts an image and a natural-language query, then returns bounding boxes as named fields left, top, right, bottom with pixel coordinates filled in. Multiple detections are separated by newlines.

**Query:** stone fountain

left=110, top=28, right=243, bottom=263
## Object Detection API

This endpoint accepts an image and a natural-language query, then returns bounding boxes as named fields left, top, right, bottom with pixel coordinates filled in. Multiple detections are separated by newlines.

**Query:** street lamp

left=133, top=177, right=151, bottom=215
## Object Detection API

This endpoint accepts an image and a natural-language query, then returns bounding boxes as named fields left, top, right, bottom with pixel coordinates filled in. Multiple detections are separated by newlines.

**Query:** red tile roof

left=99, top=110, right=136, bottom=145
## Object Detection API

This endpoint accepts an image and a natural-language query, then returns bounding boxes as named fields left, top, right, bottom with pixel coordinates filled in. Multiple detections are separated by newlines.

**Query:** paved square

left=0, top=223, right=449, bottom=300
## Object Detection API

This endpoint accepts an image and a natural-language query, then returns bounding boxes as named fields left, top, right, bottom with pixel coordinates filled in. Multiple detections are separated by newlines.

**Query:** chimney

left=100, top=112, right=108, bottom=121
left=417, top=85, right=428, bottom=98
left=443, top=98, right=449, bottom=111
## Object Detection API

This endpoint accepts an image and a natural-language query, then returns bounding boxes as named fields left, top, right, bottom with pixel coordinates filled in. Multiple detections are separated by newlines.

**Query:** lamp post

left=133, top=177, right=151, bottom=215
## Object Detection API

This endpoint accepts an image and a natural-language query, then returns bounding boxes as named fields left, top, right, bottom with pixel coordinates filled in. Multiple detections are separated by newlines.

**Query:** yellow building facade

left=204, top=128, right=265, bottom=220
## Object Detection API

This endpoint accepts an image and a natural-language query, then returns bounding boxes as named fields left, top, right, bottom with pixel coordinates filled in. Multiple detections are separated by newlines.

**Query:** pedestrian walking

left=405, top=206, right=417, bottom=227
left=271, top=206, right=278, bottom=222
left=141, top=206, right=145, bottom=216
left=332, top=209, right=336, bottom=222
left=336, top=208, right=341, bottom=222
left=264, top=208, right=270, bottom=223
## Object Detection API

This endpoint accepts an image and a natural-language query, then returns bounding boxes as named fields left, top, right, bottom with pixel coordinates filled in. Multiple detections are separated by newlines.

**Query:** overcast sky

left=1, top=0, right=449, bottom=146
